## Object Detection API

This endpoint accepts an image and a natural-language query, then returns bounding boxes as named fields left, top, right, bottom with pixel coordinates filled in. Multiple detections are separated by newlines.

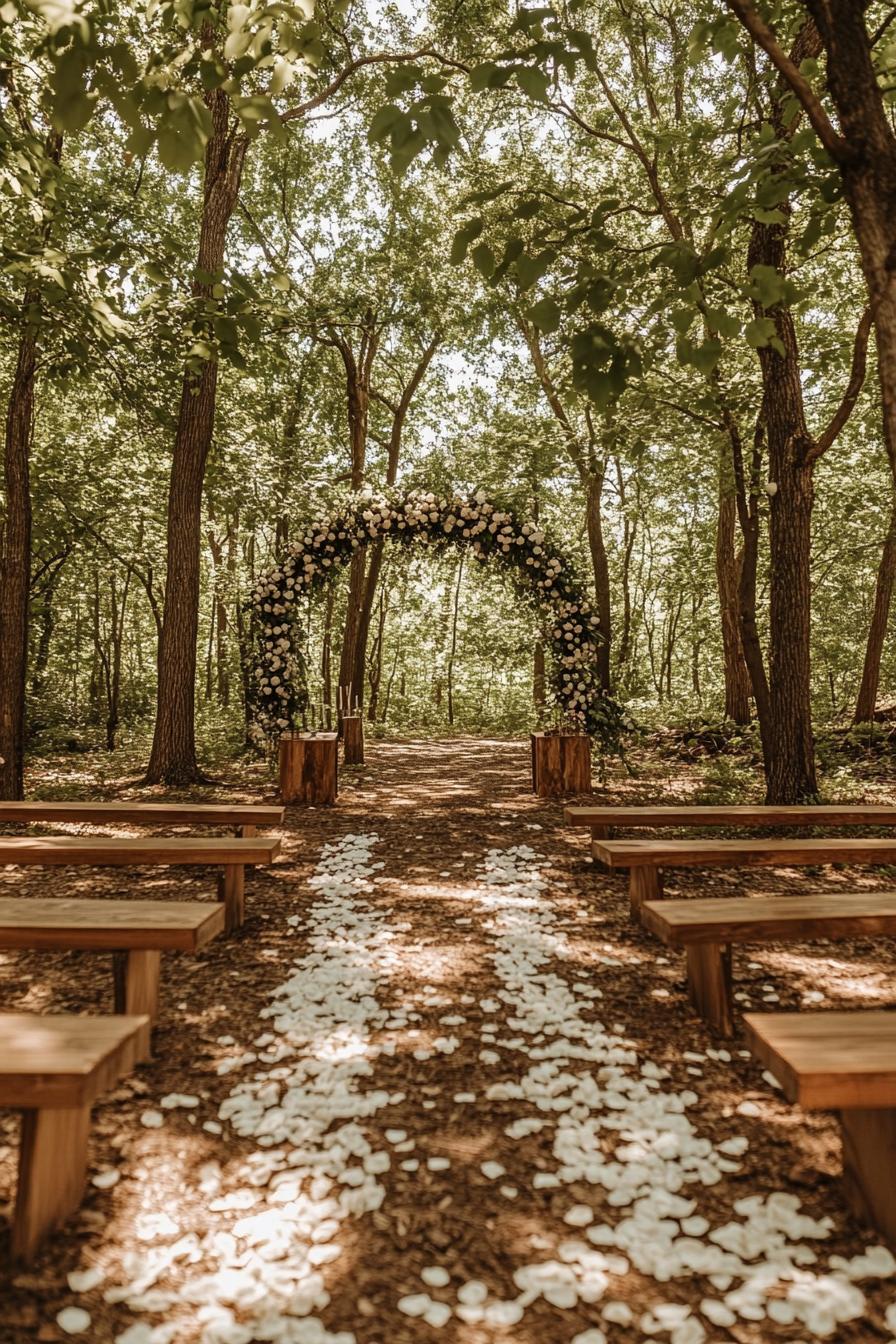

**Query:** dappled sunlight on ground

left=2, top=738, right=896, bottom=1340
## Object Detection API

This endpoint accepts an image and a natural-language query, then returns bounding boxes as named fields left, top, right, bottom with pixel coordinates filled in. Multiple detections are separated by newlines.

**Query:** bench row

left=0, top=800, right=285, bottom=1259
left=567, top=802, right=896, bottom=1242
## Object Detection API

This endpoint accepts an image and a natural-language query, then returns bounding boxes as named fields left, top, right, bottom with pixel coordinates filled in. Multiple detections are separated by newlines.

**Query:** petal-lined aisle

left=6, top=738, right=896, bottom=1343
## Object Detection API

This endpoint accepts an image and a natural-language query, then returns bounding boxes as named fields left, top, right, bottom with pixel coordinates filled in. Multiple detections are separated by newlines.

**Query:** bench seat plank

left=0, top=1013, right=149, bottom=1260
left=0, top=896, right=225, bottom=951
left=0, top=1013, right=150, bottom=1109
left=743, top=1010, right=896, bottom=1110
left=641, top=891, right=896, bottom=946
left=0, top=802, right=284, bottom=827
left=0, top=836, right=280, bottom=865
left=593, top=837, right=896, bottom=869
left=744, top=1011, right=896, bottom=1242
left=567, top=804, right=896, bottom=829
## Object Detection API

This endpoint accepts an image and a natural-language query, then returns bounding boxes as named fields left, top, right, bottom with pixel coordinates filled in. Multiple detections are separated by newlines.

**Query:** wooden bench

left=0, top=1012, right=149, bottom=1260
left=0, top=897, right=225, bottom=1043
left=642, top=892, right=896, bottom=1037
left=0, top=801, right=284, bottom=838
left=744, top=1011, right=896, bottom=1241
left=567, top=803, right=896, bottom=838
left=0, top=836, right=280, bottom=932
left=592, top=837, right=896, bottom=918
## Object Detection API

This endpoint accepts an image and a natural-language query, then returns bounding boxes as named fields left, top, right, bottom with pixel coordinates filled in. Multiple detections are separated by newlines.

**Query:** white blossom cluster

left=248, top=488, right=615, bottom=745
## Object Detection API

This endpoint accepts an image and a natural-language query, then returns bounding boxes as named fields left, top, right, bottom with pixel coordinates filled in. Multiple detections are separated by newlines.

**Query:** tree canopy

left=3, top=0, right=896, bottom=801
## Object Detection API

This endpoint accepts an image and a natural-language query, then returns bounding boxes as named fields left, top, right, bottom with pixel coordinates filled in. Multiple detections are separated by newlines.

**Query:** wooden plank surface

left=0, top=897, right=225, bottom=951
left=592, top=837, right=896, bottom=869
left=567, top=803, right=896, bottom=828
left=743, top=1011, right=896, bottom=1109
left=0, top=1014, right=150, bottom=1107
left=641, top=891, right=896, bottom=945
left=0, top=836, right=281, bottom=865
left=0, top=802, right=284, bottom=826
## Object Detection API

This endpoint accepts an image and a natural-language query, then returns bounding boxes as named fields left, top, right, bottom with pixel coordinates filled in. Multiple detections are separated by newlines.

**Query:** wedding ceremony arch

left=249, top=488, right=623, bottom=751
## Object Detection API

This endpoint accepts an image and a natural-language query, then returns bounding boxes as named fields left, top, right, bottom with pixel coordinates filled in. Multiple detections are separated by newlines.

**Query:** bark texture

left=146, top=92, right=246, bottom=783
left=0, top=311, right=37, bottom=798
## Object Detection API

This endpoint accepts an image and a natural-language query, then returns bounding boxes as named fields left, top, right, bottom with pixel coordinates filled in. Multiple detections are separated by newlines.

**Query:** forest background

left=3, top=0, right=895, bottom=805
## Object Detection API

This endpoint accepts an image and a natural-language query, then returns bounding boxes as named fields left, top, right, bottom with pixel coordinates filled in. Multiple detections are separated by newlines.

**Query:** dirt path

left=2, top=738, right=896, bottom=1342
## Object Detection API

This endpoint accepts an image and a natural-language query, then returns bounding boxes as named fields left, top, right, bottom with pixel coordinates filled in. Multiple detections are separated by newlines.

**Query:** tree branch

left=809, top=306, right=873, bottom=461
left=280, top=48, right=456, bottom=123
left=724, top=0, right=847, bottom=160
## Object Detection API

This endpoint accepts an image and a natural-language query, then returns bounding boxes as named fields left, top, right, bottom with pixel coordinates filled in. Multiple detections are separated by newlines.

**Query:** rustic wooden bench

left=0, top=897, right=225, bottom=1042
left=642, top=892, right=896, bottom=1037
left=592, top=837, right=896, bottom=917
left=567, top=803, right=896, bottom=838
left=0, top=836, right=280, bottom=932
left=0, top=1012, right=149, bottom=1260
left=744, top=1010, right=896, bottom=1242
left=0, top=801, right=284, bottom=838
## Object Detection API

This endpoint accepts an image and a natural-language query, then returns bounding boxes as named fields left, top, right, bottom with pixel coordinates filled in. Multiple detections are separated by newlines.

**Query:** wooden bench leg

left=686, top=942, right=734, bottom=1037
left=113, top=949, right=160, bottom=1018
left=590, top=825, right=614, bottom=841
left=239, top=824, right=257, bottom=874
left=12, top=1105, right=91, bottom=1262
left=629, top=866, right=663, bottom=919
left=219, top=865, right=245, bottom=932
left=840, top=1106, right=896, bottom=1241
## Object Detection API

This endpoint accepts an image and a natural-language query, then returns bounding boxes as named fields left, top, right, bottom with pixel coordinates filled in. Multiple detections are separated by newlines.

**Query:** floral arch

left=249, top=488, right=623, bottom=751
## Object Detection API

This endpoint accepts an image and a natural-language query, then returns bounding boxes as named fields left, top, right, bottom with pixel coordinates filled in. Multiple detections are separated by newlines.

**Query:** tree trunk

left=0, top=130, right=62, bottom=798
left=804, top=4, right=896, bottom=550
left=854, top=498, right=896, bottom=722
left=338, top=548, right=367, bottom=716
left=446, top=554, right=463, bottom=725
left=585, top=472, right=613, bottom=692
left=533, top=640, right=546, bottom=709
left=0, top=310, right=37, bottom=798
left=106, top=569, right=131, bottom=752
left=29, top=562, right=64, bottom=704
left=716, top=474, right=752, bottom=723
left=367, top=588, right=387, bottom=722
left=748, top=191, right=819, bottom=802
left=145, top=93, right=247, bottom=784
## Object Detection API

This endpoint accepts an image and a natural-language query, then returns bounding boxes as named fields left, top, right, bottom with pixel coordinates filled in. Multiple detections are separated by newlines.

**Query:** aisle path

left=5, top=739, right=896, bottom=1342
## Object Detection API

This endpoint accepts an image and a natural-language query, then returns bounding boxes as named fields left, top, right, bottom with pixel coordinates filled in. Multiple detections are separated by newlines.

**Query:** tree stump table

left=279, top=732, right=338, bottom=806
left=342, top=715, right=365, bottom=765
left=531, top=732, right=592, bottom=797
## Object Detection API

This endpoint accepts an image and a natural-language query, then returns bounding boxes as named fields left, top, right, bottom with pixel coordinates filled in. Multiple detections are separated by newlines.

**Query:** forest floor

left=2, top=736, right=896, bottom=1343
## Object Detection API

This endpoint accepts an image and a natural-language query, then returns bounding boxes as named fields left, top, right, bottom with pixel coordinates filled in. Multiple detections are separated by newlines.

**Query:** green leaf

left=526, top=296, right=561, bottom=332
left=515, top=66, right=550, bottom=102
left=745, top=316, right=778, bottom=348
left=428, top=98, right=461, bottom=148
left=471, top=243, right=496, bottom=277
left=368, top=103, right=404, bottom=144
left=679, top=335, right=722, bottom=375
left=157, top=95, right=213, bottom=173
left=451, top=217, right=483, bottom=265
left=516, top=248, right=555, bottom=291
left=270, top=273, right=291, bottom=291
left=748, top=263, right=786, bottom=308
left=705, top=306, right=741, bottom=339
left=469, top=61, right=499, bottom=91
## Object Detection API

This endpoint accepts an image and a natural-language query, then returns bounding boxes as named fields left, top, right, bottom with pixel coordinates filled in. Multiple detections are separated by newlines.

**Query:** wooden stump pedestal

left=279, top=733, right=338, bottom=806
left=342, top=715, right=365, bottom=765
left=530, top=732, right=593, bottom=798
